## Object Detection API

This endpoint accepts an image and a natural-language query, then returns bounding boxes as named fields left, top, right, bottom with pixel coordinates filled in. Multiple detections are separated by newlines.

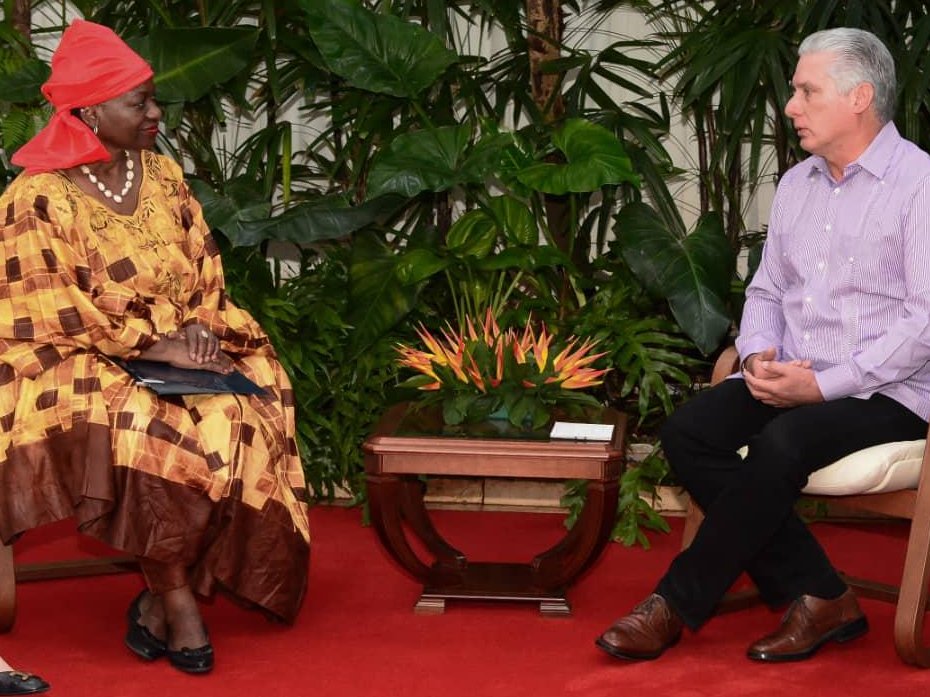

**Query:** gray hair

left=799, top=28, right=896, bottom=124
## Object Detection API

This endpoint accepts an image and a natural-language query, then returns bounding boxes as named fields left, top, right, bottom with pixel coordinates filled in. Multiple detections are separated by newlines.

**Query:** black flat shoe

left=167, top=642, right=214, bottom=674
left=125, top=590, right=167, bottom=661
left=0, top=671, right=49, bottom=695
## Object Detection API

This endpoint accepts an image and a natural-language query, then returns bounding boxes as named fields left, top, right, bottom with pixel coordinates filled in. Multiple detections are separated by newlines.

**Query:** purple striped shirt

left=736, top=122, right=930, bottom=419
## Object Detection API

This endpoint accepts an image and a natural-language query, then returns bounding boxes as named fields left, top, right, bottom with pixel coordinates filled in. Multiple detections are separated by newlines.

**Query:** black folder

left=117, top=359, right=267, bottom=396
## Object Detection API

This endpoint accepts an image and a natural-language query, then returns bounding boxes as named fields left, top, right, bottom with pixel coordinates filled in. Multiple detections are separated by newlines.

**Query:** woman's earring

left=92, top=122, right=99, bottom=135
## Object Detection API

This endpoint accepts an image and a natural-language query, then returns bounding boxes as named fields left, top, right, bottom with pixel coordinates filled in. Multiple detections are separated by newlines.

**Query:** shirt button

left=803, top=333, right=811, bottom=341
left=833, top=188, right=841, bottom=195
left=805, top=296, right=813, bottom=303
left=817, top=261, right=825, bottom=270
left=849, top=256, right=855, bottom=262
left=825, top=224, right=832, bottom=231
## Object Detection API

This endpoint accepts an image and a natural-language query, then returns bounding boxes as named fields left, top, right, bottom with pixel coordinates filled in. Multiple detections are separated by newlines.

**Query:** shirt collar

left=806, top=121, right=901, bottom=181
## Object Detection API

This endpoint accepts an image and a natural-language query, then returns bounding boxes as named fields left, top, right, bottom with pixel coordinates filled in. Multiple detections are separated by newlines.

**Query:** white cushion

left=736, top=440, right=925, bottom=495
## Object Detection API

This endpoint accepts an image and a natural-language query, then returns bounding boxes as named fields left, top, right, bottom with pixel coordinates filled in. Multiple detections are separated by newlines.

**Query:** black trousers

left=655, top=378, right=927, bottom=630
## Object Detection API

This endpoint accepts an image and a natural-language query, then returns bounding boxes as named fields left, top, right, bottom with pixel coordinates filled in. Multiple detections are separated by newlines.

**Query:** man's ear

left=851, top=82, right=875, bottom=115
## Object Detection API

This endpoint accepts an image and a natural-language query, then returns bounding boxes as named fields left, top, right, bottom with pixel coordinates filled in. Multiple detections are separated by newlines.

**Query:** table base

left=415, top=561, right=572, bottom=616
left=363, top=403, right=626, bottom=617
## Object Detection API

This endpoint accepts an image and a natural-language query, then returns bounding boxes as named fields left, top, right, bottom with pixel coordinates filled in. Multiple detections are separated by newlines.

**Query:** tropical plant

left=597, top=0, right=930, bottom=322
left=396, top=308, right=609, bottom=430
left=0, top=0, right=739, bottom=541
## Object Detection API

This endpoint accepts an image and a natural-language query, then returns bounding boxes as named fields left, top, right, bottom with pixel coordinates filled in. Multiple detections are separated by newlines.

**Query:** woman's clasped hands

left=157, top=323, right=233, bottom=374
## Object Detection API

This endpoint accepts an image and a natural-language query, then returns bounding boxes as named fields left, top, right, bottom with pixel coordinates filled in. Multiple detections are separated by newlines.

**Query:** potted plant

left=395, top=308, right=610, bottom=432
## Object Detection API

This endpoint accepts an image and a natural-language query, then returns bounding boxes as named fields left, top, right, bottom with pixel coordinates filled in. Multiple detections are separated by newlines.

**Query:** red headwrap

left=11, top=19, right=154, bottom=173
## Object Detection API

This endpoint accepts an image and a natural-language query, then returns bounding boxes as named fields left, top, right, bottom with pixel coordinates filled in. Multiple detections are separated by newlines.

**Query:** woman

left=0, top=657, right=47, bottom=695
left=0, top=20, right=310, bottom=674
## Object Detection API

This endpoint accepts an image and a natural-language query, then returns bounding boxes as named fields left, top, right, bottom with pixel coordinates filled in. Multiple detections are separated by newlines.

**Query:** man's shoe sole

left=594, top=632, right=681, bottom=661
left=747, top=615, right=869, bottom=662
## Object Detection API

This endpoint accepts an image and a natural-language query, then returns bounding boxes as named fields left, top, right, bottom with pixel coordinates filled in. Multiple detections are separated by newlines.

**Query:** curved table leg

left=531, top=479, right=619, bottom=590
left=368, top=473, right=436, bottom=583
left=398, top=479, right=466, bottom=570
left=368, top=471, right=620, bottom=617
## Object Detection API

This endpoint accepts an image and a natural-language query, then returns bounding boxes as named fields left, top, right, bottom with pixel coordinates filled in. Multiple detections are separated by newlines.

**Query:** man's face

left=784, top=51, right=859, bottom=158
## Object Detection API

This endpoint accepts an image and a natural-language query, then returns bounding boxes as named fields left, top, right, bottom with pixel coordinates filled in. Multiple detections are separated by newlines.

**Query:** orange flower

left=394, top=310, right=610, bottom=420
left=561, top=367, right=610, bottom=390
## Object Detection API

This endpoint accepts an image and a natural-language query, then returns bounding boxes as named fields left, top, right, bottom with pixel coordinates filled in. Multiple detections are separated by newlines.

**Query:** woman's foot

left=161, top=586, right=213, bottom=674
left=125, top=590, right=167, bottom=660
left=0, top=671, right=49, bottom=695
left=0, top=659, right=49, bottom=695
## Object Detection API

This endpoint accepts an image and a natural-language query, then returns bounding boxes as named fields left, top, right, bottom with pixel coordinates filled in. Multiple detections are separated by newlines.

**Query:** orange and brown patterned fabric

left=0, top=151, right=309, bottom=622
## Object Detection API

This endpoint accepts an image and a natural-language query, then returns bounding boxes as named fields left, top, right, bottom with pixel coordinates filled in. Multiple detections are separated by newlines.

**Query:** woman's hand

left=180, top=323, right=221, bottom=365
left=140, top=331, right=234, bottom=374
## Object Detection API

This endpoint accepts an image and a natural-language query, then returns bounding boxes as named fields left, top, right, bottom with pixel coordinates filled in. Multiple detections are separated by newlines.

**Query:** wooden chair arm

left=711, top=346, right=740, bottom=387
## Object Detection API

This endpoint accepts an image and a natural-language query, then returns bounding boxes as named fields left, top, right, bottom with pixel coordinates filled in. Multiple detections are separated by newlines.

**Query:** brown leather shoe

left=747, top=588, right=868, bottom=662
left=595, top=593, right=684, bottom=660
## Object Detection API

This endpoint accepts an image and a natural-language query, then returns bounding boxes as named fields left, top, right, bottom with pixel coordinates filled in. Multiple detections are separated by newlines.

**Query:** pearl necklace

left=80, top=151, right=135, bottom=204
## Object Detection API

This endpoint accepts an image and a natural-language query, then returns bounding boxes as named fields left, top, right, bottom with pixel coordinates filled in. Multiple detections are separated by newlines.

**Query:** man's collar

left=807, top=122, right=900, bottom=181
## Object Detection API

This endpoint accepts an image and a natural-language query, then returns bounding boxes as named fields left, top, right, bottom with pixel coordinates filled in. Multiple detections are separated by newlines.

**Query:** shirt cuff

left=814, top=365, right=859, bottom=401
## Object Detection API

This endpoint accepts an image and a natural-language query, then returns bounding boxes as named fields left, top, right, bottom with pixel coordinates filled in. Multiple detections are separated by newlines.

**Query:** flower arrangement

left=395, top=308, right=610, bottom=430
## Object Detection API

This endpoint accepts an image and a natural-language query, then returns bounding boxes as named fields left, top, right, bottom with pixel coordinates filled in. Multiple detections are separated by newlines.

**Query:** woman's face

left=87, top=78, right=162, bottom=152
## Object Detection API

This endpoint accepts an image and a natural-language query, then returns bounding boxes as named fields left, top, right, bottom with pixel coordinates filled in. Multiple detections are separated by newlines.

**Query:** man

left=596, top=27, right=930, bottom=662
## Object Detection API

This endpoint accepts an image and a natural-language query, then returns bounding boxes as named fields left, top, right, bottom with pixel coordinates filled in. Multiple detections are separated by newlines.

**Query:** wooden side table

left=363, top=403, right=626, bottom=616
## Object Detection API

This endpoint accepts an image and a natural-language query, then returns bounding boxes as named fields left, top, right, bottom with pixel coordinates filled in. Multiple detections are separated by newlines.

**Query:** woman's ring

left=200, top=329, right=210, bottom=338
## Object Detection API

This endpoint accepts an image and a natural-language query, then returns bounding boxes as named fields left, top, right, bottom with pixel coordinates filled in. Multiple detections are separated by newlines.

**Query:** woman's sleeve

left=0, top=181, right=159, bottom=377
left=173, top=174, right=275, bottom=357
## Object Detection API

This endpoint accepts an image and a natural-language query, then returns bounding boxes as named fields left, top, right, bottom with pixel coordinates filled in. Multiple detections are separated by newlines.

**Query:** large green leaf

left=234, top=194, right=406, bottom=248
left=486, top=196, right=537, bottom=247
left=614, top=202, right=733, bottom=354
left=443, top=196, right=537, bottom=258
left=0, top=59, right=48, bottom=102
left=299, top=0, right=457, bottom=98
left=367, top=127, right=512, bottom=199
left=367, top=125, right=471, bottom=198
left=474, top=245, right=571, bottom=273
left=130, top=28, right=259, bottom=103
left=348, top=231, right=419, bottom=354
left=446, top=210, right=498, bottom=259
left=190, top=178, right=271, bottom=240
left=516, top=118, right=640, bottom=194
left=394, top=248, right=450, bottom=285
left=194, top=181, right=406, bottom=248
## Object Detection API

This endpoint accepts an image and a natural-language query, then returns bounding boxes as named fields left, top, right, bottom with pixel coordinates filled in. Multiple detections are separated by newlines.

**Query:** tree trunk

left=11, top=0, right=30, bottom=40
left=525, top=0, right=574, bottom=312
left=524, top=0, right=564, bottom=122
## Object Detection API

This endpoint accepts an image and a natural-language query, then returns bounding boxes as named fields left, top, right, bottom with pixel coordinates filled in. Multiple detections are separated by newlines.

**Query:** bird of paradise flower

left=395, top=308, right=610, bottom=429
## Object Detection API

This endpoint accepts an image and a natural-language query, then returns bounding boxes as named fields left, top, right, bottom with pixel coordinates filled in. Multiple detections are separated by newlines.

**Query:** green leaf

left=367, top=125, right=474, bottom=198
left=615, top=202, right=734, bottom=354
left=446, top=210, right=498, bottom=259
left=516, top=118, right=640, bottom=194
left=299, top=0, right=458, bottom=98
left=229, top=194, right=407, bottom=248
left=190, top=178, right=271, bottom=237
left=395, top=248, right=450, bottom=285
left=0, top=59, right=48, bottom=102
left=131, top=28, right=259, bottom=104
left=486, top=196, right=537, bottom=247
left=347, top=232, right=419, bottom=353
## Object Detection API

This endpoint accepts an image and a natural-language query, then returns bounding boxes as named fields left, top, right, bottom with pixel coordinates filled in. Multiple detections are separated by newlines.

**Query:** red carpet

left=2, top=506, right=929, bottom=696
